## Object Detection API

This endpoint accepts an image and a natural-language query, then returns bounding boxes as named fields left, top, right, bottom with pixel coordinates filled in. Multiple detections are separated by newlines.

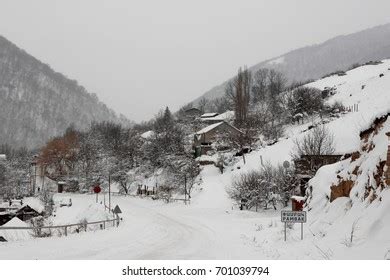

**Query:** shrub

left=291, top=125, right=335, bottom=160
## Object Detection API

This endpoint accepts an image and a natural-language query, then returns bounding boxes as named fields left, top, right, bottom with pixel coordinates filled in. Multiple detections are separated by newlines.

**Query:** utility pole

left=41, top=165, right=45, bottom=192
left=184, top=174, right=187, bottom=205
left=34, top=163, right=37, bottom=194
left=108, top=173, right=111, bottom=211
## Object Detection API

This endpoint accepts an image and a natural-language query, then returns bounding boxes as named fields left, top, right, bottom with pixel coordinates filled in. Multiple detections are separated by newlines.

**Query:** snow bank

left=51, top=194, right=112, bottom=226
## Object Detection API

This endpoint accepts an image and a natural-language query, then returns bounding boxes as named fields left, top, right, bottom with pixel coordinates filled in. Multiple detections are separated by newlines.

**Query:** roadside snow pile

left=304, top=115, right=390, bottom=258
left=74, top=203, right=112, bottom=223
left=0, top=217, right=33, bottom=242
left=51, top=194, right=112, bottom=227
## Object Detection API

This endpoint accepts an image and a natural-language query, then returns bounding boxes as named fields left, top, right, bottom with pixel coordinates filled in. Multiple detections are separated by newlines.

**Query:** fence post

left=103, top=221, right=106, bottom=230
left=64, top=226, right=67, bottom=237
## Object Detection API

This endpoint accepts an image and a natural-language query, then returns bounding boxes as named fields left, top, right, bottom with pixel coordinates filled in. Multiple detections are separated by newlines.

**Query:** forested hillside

left=0, top=35, right=128, bottom=149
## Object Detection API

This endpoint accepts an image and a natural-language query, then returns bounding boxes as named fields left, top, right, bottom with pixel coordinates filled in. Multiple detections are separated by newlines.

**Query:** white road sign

left=281, top=210, right=307, bottom=223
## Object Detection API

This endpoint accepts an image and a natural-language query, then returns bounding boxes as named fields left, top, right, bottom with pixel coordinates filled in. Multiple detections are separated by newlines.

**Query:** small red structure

left=291, top=196, right=305, bottom=211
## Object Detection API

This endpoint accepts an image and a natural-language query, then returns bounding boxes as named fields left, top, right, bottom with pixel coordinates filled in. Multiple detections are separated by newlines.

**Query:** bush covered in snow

left=229, top=163, right=298, bottom=210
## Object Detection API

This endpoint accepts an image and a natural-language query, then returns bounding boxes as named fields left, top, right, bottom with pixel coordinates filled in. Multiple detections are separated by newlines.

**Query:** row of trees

left=35, top=107, right=199, bottom=197
left=0, top=145, right=33, bottom=197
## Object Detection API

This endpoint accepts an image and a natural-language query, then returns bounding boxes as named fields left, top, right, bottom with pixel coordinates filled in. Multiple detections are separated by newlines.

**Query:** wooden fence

left=110, top=191, right=190, bottom=204
left=0, top=216, right=120, bottom=237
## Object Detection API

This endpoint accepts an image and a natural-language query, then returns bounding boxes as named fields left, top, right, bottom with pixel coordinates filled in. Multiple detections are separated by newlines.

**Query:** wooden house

left=16, top=205, right=41, bottom=221
left=182, top=108, right=202, bottom=121
left=194, top=121, right=243, bottom=157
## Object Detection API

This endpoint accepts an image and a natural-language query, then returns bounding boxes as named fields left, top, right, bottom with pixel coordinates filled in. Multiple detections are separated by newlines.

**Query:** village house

left=0, top=202, right=43, bottom=226
left=193, top=121, right=243, bottom=157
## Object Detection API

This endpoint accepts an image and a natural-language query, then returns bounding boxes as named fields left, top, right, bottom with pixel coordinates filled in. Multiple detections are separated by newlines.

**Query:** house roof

left=200, top=112, right=219, bottom=118
left=185, top=108, right=201, bottom=112
left=196, top=121, right=243, bottom=135
left=196, top=122, right=224, bottom=134
left=140, top=130, right=155, bottom=139
left=0, top=217, right=33, bottom=242
left=201, top=111, right=234, bottom=122
left=16, top=205, right=40, bottom=214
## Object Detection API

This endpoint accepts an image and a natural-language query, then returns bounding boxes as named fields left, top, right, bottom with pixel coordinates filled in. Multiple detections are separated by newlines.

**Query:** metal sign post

left=281, top=210, right=307, bottom=241
left=93, top=185, right=101, bottom=203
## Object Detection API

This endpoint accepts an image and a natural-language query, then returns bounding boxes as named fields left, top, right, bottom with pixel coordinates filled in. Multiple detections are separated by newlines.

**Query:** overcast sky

left=1, top=0, right=390, bottom=121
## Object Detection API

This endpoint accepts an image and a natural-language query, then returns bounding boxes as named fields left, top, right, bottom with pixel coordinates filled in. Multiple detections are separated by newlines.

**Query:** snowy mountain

left=192, top=23, right=390, bottom=105
left=0, top=35, right=129, bottom=149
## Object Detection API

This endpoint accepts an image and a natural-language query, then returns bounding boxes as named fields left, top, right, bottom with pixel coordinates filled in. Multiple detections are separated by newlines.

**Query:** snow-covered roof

left=196, top=122, right=224, bottom=134
left=140, top=130, right=155, bottom=139
left=196, top=121, right=243, bottom=135
left=0, top=217, right=33, bottom=242
left=23, top=198, right=45, bottom=213
left=0, top=154, right=6, bottom=160
left=201, top=111, right=234, bottom=122
left=200, top=112, right=219, bottom=118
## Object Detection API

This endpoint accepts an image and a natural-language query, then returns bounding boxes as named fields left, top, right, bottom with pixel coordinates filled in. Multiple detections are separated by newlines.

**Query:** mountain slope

left=193, top=23, right=390, bottom=104
left=0, top=35, right=128, bottom=149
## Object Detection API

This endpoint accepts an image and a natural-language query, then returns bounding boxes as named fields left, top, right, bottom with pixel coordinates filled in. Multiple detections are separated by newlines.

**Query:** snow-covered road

left=0, top=166, right=265, bottom=259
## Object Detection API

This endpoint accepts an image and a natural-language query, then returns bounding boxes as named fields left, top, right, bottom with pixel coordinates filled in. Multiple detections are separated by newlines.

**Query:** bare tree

left=226, top=67, right=252, bottom=127
left=211, top=97, right=231, bottom=113
left=291, top=125, right=335, bottom=159
left=198, top=97, right=208, bottom=114
left=268, top=69, right=287, bottom=96
left=252, top=68, right=269, bottom=103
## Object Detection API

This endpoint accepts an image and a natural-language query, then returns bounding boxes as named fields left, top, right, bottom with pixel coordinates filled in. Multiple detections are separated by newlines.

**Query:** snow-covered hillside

left=191, top=23, right=390, bottom=105
left=242, top=59, right=390, bottom=169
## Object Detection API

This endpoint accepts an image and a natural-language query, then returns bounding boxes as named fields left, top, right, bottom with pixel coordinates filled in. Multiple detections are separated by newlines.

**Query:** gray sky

left=1, top=0, right=390, bottom=121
